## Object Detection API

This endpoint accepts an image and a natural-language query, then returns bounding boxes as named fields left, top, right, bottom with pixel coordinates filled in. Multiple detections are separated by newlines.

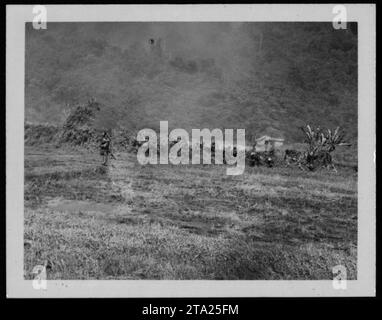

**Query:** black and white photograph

left=6, top=4, right=375, bottom=298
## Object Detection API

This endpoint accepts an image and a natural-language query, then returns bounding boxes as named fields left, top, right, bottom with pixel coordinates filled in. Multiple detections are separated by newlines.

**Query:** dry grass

left=24, top=146, right=357, bottom=280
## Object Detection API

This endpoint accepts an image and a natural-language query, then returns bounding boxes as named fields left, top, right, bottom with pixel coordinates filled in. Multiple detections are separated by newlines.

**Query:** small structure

left=254, top=135, right=284, bottom=152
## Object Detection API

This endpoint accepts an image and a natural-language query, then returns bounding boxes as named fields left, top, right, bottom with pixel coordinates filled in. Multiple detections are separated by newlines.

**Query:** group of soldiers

left=104, top=133, right=276, bottom=167
left=100, top=132, right=340, bottom=171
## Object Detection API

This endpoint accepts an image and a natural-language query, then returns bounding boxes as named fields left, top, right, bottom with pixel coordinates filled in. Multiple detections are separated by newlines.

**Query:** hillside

left=25, top=22, right=357, bottom=142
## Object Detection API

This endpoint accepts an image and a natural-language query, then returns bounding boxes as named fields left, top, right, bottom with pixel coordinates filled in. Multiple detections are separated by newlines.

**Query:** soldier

left=100, top=131, right=112, bottom=166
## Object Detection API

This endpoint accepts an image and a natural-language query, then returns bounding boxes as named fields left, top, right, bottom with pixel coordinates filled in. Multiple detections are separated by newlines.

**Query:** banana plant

left=324, top=126, right=346, bottom=152
left=299, top=125, right=348, bottom=171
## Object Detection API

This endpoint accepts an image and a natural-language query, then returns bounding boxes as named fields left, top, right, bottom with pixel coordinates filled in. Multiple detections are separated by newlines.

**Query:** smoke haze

left=25, top=22, right=357, bottom=141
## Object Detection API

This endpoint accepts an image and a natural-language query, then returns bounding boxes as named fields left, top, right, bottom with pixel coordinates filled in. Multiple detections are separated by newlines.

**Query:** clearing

left=24, top=145, right=357, bottom=280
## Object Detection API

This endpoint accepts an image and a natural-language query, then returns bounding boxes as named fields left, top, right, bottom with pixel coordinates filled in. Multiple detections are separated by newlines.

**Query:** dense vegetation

left=25, top=22, right=357, bottom=142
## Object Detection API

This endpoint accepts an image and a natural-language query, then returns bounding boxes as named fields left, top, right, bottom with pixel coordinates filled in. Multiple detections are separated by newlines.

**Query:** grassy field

left=24, top=145, right=357, bottom=280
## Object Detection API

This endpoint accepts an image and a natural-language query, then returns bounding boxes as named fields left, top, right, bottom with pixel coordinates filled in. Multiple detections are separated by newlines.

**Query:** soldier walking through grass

left=100, top=131, right=112, bottom=166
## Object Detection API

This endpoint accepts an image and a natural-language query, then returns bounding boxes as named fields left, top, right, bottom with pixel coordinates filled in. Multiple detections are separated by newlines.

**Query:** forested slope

left=25, top=22, right=357, bottom=142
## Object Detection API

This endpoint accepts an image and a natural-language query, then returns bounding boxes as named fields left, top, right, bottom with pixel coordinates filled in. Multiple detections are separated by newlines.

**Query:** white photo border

left=6, top=4, right=376, bottom=297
